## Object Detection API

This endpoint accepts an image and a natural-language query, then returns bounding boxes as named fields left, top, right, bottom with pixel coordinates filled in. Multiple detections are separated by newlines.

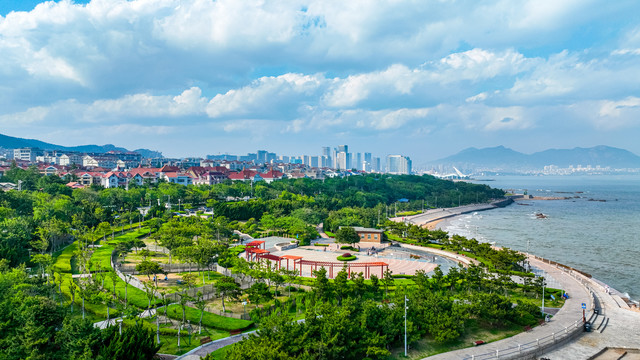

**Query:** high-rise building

left=322, top=146, right=332, bottom=167
left=386, top=155, right=412, bottom=174
left=256, top=150, right=268, bottom=163
left=356, top=153, right=362, bottom=170
left=373, top=157, right=381, bottom=172
left=335, top=145, right=350, bottom=169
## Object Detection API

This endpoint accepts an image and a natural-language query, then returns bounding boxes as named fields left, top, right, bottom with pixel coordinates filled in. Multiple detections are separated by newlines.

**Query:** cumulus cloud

left=1, top=0, right=640, bottom=158
left=206, top=73, right=326, bottom=118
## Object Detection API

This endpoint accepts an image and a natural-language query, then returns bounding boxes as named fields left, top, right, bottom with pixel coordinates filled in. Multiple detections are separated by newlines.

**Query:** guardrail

left=462, top=317, right=586, bottom=360
left=456, top=254, right=597, bottom=359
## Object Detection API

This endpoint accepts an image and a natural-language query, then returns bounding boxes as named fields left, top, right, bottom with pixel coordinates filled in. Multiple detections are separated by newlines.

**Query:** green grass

left=389, top=319, right=523, bottom=359
left=136, top=318, right=229, bottom=356
left=324, top=231, right=335, bottom=237
left=397, top=210, right=422, bottom=216
left=103, top=275, right=161, bottom=309
left=57, top=273, right=118, bottom=319
left=52, top=242, right=78, bottom=273
left=91, top=227, right=150, bottom=271
left=163, top=304, right=253, bottom=331
left=205, top=345, right=234, bottom=359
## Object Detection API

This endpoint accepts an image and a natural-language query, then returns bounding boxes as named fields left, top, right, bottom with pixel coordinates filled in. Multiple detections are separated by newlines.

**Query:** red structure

left=246, top=248, right=269, bottom=261
left=245, top=240, right=265, bottom=249
left=297, top=260, right=388, bottom=279
left=281, top=255, right=303, bottom=274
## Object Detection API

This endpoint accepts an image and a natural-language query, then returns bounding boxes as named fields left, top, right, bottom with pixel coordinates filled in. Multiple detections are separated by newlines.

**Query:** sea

left=440, top=174, right=640, bottom=301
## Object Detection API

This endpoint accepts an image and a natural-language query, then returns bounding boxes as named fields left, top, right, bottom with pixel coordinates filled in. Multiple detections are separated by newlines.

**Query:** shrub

left=337, top=253, right=357, bottom=261
left=314, top=243, right=329, bottom=247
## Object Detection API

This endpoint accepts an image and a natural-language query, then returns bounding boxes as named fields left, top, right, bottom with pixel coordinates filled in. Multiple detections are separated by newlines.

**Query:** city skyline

left=2, top=1, right=640, bottom=164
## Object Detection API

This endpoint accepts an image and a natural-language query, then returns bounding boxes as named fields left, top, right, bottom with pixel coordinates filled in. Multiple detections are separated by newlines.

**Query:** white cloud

left=1, top=0, right=640, bottom=159
left=206, top=73, right=326, bottom=118
left=324, top=64, right=418, bottom=107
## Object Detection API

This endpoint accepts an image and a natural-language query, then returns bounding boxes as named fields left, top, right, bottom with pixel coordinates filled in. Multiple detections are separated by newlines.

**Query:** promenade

left=424, top=255, right=594, bottom=360
left=390, top=202, right=507, bottom=227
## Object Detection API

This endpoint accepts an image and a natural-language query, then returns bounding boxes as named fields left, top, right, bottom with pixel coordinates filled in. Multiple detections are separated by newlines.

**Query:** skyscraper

left=386, top=155, right=412, bottom=174
left=322, top=146, right=332, bottom=167
left=335, top=145, right=349, bottom=169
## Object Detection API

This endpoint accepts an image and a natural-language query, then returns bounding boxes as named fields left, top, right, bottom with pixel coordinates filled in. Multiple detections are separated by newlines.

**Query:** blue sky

left=1, top=0, right=640, bottom=166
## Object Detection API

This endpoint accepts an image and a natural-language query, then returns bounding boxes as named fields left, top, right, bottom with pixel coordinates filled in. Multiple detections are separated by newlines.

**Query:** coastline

left=433, top=199, right=639, bottom=307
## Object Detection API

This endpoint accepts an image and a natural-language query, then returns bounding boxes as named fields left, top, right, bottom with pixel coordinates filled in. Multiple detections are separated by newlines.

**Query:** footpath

left=425, top=255, right=593, bottom=360
left=390, top=200, right=510, bottom=227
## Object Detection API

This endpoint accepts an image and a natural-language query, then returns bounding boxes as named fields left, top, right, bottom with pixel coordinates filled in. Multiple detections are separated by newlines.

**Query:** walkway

left=424, top=255, right=593, bottom=359
left=390, top=202, right=507, bottom=227
left=543, top=273, right=640, bottom=359
left=93, top=308, right=157, bottom=329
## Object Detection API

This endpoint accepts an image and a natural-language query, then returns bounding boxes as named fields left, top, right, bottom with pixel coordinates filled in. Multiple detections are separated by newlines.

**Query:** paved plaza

left=269, top=242, right=439, bottom=278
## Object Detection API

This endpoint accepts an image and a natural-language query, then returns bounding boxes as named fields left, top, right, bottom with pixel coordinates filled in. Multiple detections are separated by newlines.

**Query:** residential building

left=13, top=148, right=43, bottom=162
left=59, top=153, right=84, bottom=166
left=386, top=155, right=412, bottom=174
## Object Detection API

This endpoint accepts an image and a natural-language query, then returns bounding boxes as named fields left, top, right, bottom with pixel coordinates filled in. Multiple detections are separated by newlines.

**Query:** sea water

left=441, top=175, right=640, bottom=300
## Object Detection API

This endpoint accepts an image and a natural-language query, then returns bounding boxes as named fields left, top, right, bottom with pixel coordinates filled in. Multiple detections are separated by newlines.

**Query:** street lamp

left=117, top=319, right=123, bottom=335
left=404, top=295, right=409, bottom=357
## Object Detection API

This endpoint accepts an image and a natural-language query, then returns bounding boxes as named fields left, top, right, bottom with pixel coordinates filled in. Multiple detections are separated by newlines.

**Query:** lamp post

left=117, top=319, right=123, bottom=335
left=404, top=295, right=409, bottom=357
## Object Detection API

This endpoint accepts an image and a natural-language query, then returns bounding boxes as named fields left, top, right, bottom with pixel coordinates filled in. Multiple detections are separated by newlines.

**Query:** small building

left=352, top=227, right=385, bottom=243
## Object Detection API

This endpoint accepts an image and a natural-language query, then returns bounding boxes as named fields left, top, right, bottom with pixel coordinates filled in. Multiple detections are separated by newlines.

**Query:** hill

left=0, top=133, right=162, bottom=157
left=427, top=145, right=640, bottom=172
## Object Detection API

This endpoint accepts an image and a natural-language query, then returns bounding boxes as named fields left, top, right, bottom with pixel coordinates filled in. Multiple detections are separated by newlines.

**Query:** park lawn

left=57, top=274, right=117, bottom=320
left=103, top=275, right=161, bottom=309
left=125, top=250, right=170, bottom=265
left=389, top=319, right=523, bottom=359
left=508, top=287, right=566, bottom=309
left=163, top=304, right=253, bottom=332
left=92, top=227, right=151, bottom=271
left=134, top=317, right=229, bottom=356
left=397, top=210, right=423, bottom=216
left=52, top=242, right=78, bottom=273
left=205, top=345, right=233, bottom=360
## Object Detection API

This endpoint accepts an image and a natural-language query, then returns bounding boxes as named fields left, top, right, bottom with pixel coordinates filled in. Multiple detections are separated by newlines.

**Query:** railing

left=457, top=254, right=597, bottom=359
left=462, top=317, right=586, bottom=360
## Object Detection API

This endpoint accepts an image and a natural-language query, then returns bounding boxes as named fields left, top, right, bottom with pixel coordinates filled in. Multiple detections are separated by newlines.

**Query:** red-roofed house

left=261, top=169, right=285, bottom=183
left=162, top=172, right=192, bottom=185
left=187, top=167, right=228, bottom=185
left=228, top=169, right=263, bottom=182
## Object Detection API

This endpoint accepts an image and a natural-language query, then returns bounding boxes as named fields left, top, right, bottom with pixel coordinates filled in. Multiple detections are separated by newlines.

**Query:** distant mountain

left=428, top=145, right=640, bottom=171
left=133, top=149, right=164, bottom=158
left=0, top=133, right=162, bottom=157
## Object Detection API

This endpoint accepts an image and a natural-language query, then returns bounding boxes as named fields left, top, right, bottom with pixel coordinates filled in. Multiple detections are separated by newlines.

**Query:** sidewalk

left=424, top=255, right=593, bottom=359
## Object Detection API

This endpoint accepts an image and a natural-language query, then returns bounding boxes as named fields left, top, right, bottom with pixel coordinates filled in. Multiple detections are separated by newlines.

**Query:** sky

left=1, top=0, right=640, bottom=165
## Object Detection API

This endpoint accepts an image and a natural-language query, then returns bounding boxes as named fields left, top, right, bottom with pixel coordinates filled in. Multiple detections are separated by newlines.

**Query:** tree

left=98, top=322, right=161, bottom=360
left=195, top=291, right=206, bottom=334
left=135, top=260, right=163, bottom=287
left=216, top=276, right=241, bottom=312
left=246, top=282, right=272, bottom=306
left=381, top=268, right=394, bottom=297
left=311, top=267, right=332, bottom=300
left=335, top=226, right=360, bottom=246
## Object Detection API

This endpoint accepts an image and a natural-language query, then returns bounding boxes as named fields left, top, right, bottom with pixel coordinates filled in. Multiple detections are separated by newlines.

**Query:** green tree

left=135, top=260, right=163, bottom=287
left=335, top=226, right=360, bottom=246
left=216, top=276, right=241, bottom=312
left=98, top=322, right=161, bottom=360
